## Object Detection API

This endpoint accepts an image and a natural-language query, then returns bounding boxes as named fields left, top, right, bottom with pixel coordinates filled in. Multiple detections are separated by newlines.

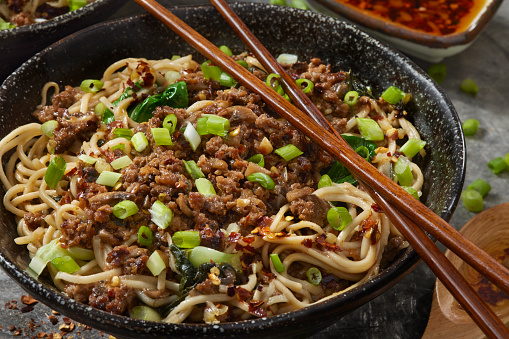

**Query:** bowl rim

left=0, top=2, right=466, bottom=336
left=313, top=0, right=504, bottom=48
left=0, top=0, right=115, bottom=37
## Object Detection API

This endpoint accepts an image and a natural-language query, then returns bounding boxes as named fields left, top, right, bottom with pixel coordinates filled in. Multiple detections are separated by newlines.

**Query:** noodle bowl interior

left=0, top=52, right=425, bottom=324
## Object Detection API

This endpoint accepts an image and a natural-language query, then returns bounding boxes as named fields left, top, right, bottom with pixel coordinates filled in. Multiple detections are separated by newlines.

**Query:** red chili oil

left=336, top=0, right=486, bottom=36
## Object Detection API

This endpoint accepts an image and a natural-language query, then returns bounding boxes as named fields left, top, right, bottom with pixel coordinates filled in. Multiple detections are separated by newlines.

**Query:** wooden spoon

left=423, top=203, right=509, bottom=338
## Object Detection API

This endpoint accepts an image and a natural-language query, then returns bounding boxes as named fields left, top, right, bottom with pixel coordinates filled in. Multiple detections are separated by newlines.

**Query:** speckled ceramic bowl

left=0, top=0, right=124, bottom=83
left=0, top=3, right=465, bottom=338
left=311, top=0, right=504, bottom=62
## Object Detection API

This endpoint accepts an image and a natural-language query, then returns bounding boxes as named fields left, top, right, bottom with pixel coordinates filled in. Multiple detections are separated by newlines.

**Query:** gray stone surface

left=1, top=0, right=508, bottom=337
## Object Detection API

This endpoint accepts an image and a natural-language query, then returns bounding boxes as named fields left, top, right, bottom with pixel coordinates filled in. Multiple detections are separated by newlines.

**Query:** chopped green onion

left=95, top=171, right=121, bottom=187
left=201, top=61, right=222, bottom=81
left=467, top=179, right=491, bottom=197
left=247, top=154, right=265, bottom=167
left=183, top=160, right=205, bottom=180
left=270, top=0, right=287, bottom=5
left=505, top=153, right=509, bottom=166
left=65, top=247, right=94, bottom=261
left=461, top=78, right=478, bottom=95
left=69, top=0, right=87, bottom=11
left=237, top=60, right=249, bottom=68
left=355, top=146, right=370, bottom=161
left=381, top=86, right=405, bottom=104
left=111, top=143, right=125, bottom=151
left=219, top=45, right=233, bottom=57
left=172, top=231, right=201, bottom=249
left=131, top=132, right=149, bottom=152
left=28, top=256, right=47, bottom=277
left=327, top=207, right=352, bottom=231
left=270, top=253, right=285, bottom=273
left=78, top=154, right=97, bottom=165
left=247, top=172, right=275, bottom=190
left=266, top=73, right=284, bottom=95
left=44, top=156, right=66, bottom=189
left=183, top=122, right=201, bottom=151
left=189, top=246, right=238, bottom=267
left=147, top=251, right=166, bottom=276
left=111, top=155, right=133, bottom=170
left=102, top=110, right=115, bottom=124
left=94, top=102, right=112, bottom=117
left=395, top=157, right=413, bottom=186
left=163, top=114, right=178, bottom=134
left=402, top=186, right=419, bottom=200
left=487, top=157, right=507, bottom=174
left=461, top=189, right=483, bottom=213
left=355, top=118, right=384, bottom=141
left=318, top=174, right=333, bottom=188
left=290, top=0, right=309, bottom=9
left=171, top=55, right=181, bottom=61
left=149, top=200, right=174, bottom=229
left=0, top=18, right=15, bottom=30
left=113, top=128, right=133, bottom=140
left=113, top=200, right=139, bottom=219
left=399, top=139, right=426, bottom=158
left=206, top=115, right=230, bottom=137
left=195, top=178, right=217, bottom=196
left=462, top=119, right=480, bottom=136
left=306, top=267, right=322, bottom=285
left=51, top=256, right=80, bottom=274
left=151, top=128, right=172, bottom=146
left=41, top=120, right=58, bottom=137
left=80, top=79, right=103, bottom=93
left=277, top=54, right=298, bottom=64
left=219, top=72, right=237, bottom=87
left=196, top=117, right=208, bottom=136
left=275, top=144, right=303, bottom=161
left=426, top=63, right=447, bottom=84
left=344, top=91, right=359, bottom=106
left=296, top=78, right=314, bottom=93
left=138, top=226, right=153, bottom=247
left=165, top=71, right=181, bottom=84
left=130, top=306, right=161, bottom=322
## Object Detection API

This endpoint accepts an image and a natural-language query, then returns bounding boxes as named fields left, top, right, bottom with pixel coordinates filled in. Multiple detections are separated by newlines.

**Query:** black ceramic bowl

left=0, top=0, right=124, bottom=83
left=0, top=3, right=465, bottom=338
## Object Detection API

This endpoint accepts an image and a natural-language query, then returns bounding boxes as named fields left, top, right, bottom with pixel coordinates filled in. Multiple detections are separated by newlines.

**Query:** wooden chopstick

left=208, top=1, right=509, bottom=336
left=132, top=0, right=509, bottom=326
left=206, top=0, right=509, bottom=296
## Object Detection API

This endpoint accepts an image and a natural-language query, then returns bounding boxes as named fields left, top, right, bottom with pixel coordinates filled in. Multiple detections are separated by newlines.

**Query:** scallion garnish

left=65, top=247, right=94, bottom=260
left=196, top=117, right=208, bottom=136
left=201, top=61, right=222, bottom=81
left=51, top=256, right=80, bottom=274
left=195, top=178, right=217, bottom=196
left=247, top=154, right=265, bottom=167
left=306, top=267, right=322, bottom=285
left=318, top=174, right=333, bottom=189
left=163, top=114, right=178, bottom=134
left=355, top=146, right=370, bottom=161
left=461, top=78, right=478, bottom=95
left=172, top=231, right=201, bottom=249
left=462, top=119, right=480, bottom=136
left=219, top=72, right=237, bottom=87
left=395, top=158, right=413, bottom=186
left=327, top=207, right=352, bottom=231
left=399, top=139, right=426, bottom=158
left=147, top=251, right=166, bottom=276
left=266, top=73, right=284, bottom=95
left=219, top=45, right=233, bottom=57
left=197, top=115, right=230, bottom=137
left=44, top=156, right=66, bottom=189
left=69, top=0, right=87, bottom=11
left=151, top=128, right=172, bottom=146
left=183, top=122, right=201, bottom=151
left=270, top=253, right=285, bottom=273
left=487, top=157, right=507, bottom=174
left=270, top=0, right=287, bottom=4
left=138, top=226, right=153, bottom=247
left=149, top=200, right=174, bottom=229
left=80, top=79, right=103, bottom=93
left=246, top=172, right=275, bottom=190
left=95, top=170, right=121, bottom=187
left=165, top=71, right=181, bottom=84
left=381, top=86, right=405, bottom=104
left=461, top=189, right=483, bottom=213
left=426, top=63, right=447, bottom=84
left=276, top=53, right=298, bottom=65
left=344, top=91, right=359, bottom=106
left=467, top=179, right=491, bottom=197
left=290, top=0, right=309, bottom=9
left=171, top=55, right=181, bottom=61
left=188, top=246, right=238, bottom=267
left=110, top=155, right=133, bottom=170
left=111, top=143, right=125, bottom=151
left=237, top=60, right=249, bottom=69
left=183, top=160, right=205, bottom=180
left=295, top=78, right=314, bottom=94
left=130, top=306, right=161, bottom=322
left=505, top=153, right=509, bottom=167
left=355, top=118, right=384, bottom=141
left=78, top=154, right=97, bottom=165
left=131, top=132, right=149, bottom=152
left=402, top=186, right=419, bottom=200
left=113, top=200, right=139, bottom=219
left=113, top=128, right=133, bottom=140
left=41, top=120, right=58, bottom=137
left=275, top=144, right=303, bottom=161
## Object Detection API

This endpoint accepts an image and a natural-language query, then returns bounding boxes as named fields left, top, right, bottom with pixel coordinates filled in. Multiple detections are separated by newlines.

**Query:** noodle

left=0, top=53, right=424, bottom=324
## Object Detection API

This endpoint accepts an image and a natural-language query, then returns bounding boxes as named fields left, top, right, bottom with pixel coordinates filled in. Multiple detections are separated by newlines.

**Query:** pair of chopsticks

left=133, top=0, right=509, bottom=336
